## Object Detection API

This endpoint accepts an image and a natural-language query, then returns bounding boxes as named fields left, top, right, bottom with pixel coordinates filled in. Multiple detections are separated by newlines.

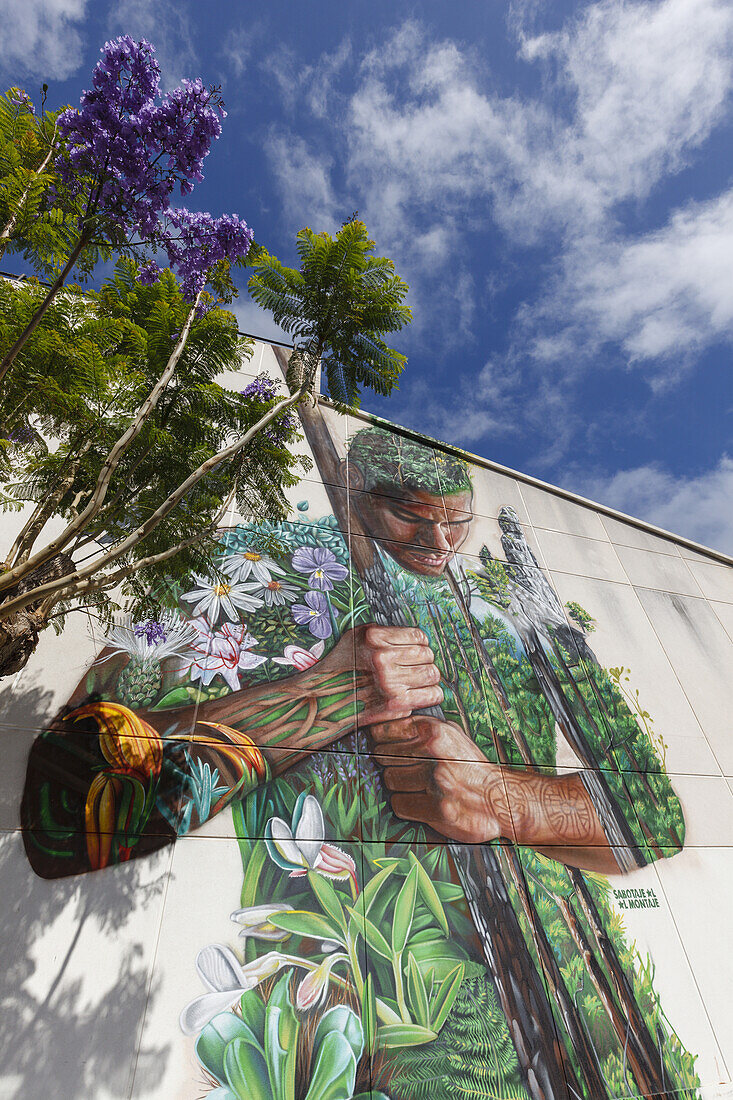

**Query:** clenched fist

left=370, top=715, right=508, bottom=844
left=351, top=624, right=444, bottom=725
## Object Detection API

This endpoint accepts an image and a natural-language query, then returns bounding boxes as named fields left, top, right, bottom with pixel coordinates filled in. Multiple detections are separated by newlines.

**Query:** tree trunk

left=0, top=552, right=75, bottom=676
left=554, top=889, right=668, bottom=1097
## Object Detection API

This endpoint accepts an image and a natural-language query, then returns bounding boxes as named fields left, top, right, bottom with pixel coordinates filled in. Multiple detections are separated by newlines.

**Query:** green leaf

left=151, top=686, right=195, bottom=709
left=408, top=851, right=450, bottom=937
left=360, top=862, right=396, bottom=916
left=361, top=972, right=378, bottom=1056
left=375, top=1023, right=437, bottom=1050
left=392, top=864, right=419, bottom=955
left=406, top=952, right=430, bottom=1029
left=430, top=962, right=465, bottom=1032
left=269, top=909, right=344, bottom=945
left=303, top=1032, right=358, bottom=1100
left=195, top=1011, right=253, bottom=1083
left=264, top=972, right=299, bottom=1100
left=347, top=906, right=392, bottom=960
left=313, top=1004, right=364, bottom=1065
left=223, top=1037, right=270, bottom=1100
left=307, top=870, right=348, bottom=937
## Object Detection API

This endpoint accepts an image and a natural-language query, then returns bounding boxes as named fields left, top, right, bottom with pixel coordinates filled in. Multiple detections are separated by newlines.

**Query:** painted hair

left=347, top=426, right=472, bottom=496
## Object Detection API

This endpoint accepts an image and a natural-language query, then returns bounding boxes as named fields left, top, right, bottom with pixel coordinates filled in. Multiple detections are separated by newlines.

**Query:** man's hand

left=370, top=715, right=508, bottom=843
left=348, top=624, right=444, bottom=725
left=370, top=714, right=620, bottom=872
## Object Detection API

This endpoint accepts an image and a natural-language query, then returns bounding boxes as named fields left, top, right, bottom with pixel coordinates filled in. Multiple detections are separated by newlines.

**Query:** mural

left=20, top=400, right=701, bottom=1100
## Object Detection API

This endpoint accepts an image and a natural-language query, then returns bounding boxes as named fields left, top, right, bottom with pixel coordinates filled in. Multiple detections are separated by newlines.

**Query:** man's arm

left=370, top=715, right=622, bottom=875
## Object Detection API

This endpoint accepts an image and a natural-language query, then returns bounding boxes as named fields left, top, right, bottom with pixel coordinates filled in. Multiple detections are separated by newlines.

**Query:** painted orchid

left=182, top=574, right=263, bottom=623
left=186, top=618, right=267, bottom=691
left=221, top=549, right=285, bottom=585
left=229, top=903, right=294, bottom=940
left=179, top=945, right=291, bottom=1034
left=295, top=951, right=350, bottom=1010
left=291, top=545, right=348, bottom=591
left=271, top=639, right=325, bottom=670
left=292, top=590, right=333, bottom=639
left=265, top=793, right=358, bottom=893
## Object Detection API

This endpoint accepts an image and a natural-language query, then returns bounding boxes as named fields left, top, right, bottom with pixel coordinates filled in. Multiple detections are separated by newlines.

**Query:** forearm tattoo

left=488, top=769, right=600, bottom=846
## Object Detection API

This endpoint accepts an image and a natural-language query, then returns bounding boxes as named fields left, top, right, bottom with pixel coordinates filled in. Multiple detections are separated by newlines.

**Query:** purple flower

left=134, top=620, right=167, bottom=645
left=291, top=546, right=348, bottom=592
left=292, top=591, right=332, bottom=639
left=54, top=37, right=253, bottom=300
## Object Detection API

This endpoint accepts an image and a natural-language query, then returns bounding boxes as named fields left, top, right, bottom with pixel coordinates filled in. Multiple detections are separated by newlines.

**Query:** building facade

left=1, top=340, right=732, bottom=1099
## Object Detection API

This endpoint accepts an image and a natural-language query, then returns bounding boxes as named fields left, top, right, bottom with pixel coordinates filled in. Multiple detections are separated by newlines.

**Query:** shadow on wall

left=0, top=685, right=172, bottom=1099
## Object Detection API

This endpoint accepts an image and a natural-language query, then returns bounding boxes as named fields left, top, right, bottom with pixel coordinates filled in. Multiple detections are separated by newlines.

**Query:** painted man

left=21, top=424, right=690, bottom=1099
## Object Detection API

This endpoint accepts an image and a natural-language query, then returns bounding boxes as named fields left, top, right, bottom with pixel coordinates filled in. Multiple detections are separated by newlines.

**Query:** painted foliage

left=21, top=405, right=699, bottom=1100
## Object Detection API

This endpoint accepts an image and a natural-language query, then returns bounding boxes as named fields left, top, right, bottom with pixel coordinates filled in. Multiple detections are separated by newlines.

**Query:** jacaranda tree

left=249, top=219, right=411, bottom=411
left=0, top=36, right=253, bottom=382
left=0, top=47, right=413, bottom=677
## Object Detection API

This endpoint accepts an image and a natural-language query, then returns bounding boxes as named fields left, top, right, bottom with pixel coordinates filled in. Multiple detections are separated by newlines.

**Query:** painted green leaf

left=268, top=909, right=344, bottom=944
left=430, top=962, right=465, bottom=1032
left=223, top=1037, right=270, bottom=1100
left=264, top=972, right=299, bottom=1100
left=303, top=1032, right=358, bottom=1100
left=314, top=1005, right=364, bottom=1065
left=307, top=871, right=348, bottom=937
left=375, top=1023, right=437, bottom=1049
left=151, top=686, right=195, bottom=709
left=360, top=863, right=396, bottom=916
left=195, top=1011, right=255, bottom=1083
left=347, top=906, right=391, bottom=959
left=406, top=952, right=430, bottom=1029
left=408, top=851, right=449, bottom=937
left=392, top=864, right=419, bottom=955
left=207, top=1087, right=239, bottom=1100
left=239, top=987, right=267, bottom=1040
left=361, top=972, right=378, bottom=1056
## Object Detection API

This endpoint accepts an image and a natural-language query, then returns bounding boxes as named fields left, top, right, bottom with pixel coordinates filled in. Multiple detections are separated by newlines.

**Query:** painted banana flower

left=70, top=702, right=163, bottom=778
left=179, top=944, right=314, bottom=1035
left=295, top=951, right=349, bottom=1010
left=265, top=793, right=359, bottom=895
left=229, top=903, right=295, bottom=940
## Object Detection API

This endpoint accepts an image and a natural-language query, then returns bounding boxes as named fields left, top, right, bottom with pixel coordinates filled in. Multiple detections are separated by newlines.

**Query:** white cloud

left=544, top=189, right=733, bottom=375
left=0, top=0, right=88, bottom=81
left=266, top=133, right=339, bottom=232
left=267, top=0, right=733, bottom=374
left=221, top=27, right=253, bottom=79
left=108, top=0, right=197, bottom=87
left=571, top=456, right=733, bottom=554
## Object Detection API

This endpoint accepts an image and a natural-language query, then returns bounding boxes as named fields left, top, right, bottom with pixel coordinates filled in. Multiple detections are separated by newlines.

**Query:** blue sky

left=2, top=0, right=733, bottom=552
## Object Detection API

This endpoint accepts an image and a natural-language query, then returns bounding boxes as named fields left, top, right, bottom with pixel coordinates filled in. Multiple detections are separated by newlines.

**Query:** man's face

left=354, top=486, right=474, bottom=576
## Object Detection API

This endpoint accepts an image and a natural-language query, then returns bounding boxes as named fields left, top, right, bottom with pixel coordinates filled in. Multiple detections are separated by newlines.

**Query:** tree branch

left=0, top=385, right=306, bottom=619
left=0, top=290, right=202, bottom=593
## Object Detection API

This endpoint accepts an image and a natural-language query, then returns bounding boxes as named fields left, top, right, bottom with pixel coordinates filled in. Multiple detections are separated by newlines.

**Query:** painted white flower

left=101, top=612, right=198, bottom=662
left=242, top=576, right=300, bottom=607
left=221, top=550, right=285, bottom=585
left=186, top=618, right=267, bottom=691
left=271, top=640, right=325, bottom=670
left=179, top=945, right=290, bottom=1035
left=295, top=952, right=349, bottom=1010
left=182, top=574, right=264, bottom=623
left=229, top=903, right=294, bottom=941
left=265, top=793, right=358, bottom=888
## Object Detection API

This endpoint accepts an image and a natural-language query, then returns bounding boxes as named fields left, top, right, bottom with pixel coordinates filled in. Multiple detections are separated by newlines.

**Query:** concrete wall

left=1, top=340, right=731, bottom=1100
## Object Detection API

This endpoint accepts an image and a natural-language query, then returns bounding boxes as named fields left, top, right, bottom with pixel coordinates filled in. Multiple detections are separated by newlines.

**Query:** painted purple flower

left=292, top=591, right=332, bottom=639
left=291, top=546, right=348, bottom=592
